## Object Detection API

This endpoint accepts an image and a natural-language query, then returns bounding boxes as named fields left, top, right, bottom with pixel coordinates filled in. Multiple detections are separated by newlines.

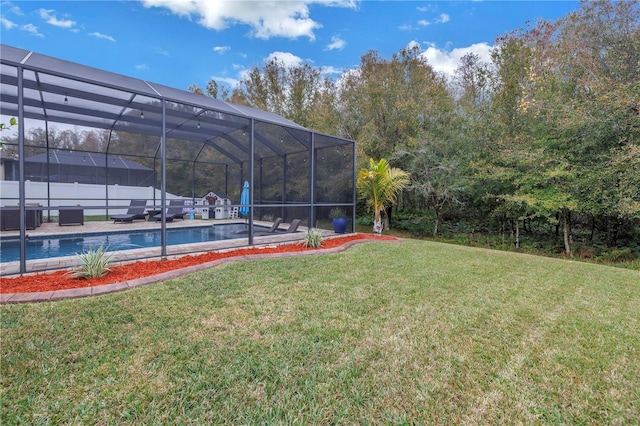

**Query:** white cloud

left=326, top=36, right=346, bottom=51
left=401, top=11, right=447, bottom=32
left=265, top=51, right=304, bottom=68
left=417, top=5, right=437, bottom=13
left=155, top=47, right=170, bottom=56
left=436, top=13, right=450, bottom=24
left=399, top=24, right=419, bottom=31
left=21, top=23, right=43, bottom=37
left=406, top=40, right=421, bottom=50
left=213, top=45, right=231, bottom=54
left=332, top=40, right=492, bottom=87
left=210, top=75, right=240, bottom=87
left=38, top=8, right=75, bottom=28
left=141, top=0, right=356, bottom=40
left=418, top=41, right=493, bottom=77
left=321, top=65, right=342, bottom=76
left=1, top=17, right=17, bottom=30
left=4, top=3, right=24, bottom=16
left=90, top=32, right=116, bottom=42
left=237, top=68, right=251, bottom=82
left=135, top=64, right=149, bottom=70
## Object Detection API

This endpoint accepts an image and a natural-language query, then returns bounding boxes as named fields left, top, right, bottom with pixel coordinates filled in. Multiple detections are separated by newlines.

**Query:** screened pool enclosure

left=0, top=44, right=355, bottom=274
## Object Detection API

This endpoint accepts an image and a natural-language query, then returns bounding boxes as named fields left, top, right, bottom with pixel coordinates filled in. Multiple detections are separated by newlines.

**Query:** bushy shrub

left=393, top=217, right=433, bottom=236
left=303, top=228, right=324, bottom=248
left=71, top=245, right=113, bottom=279
left=597, top=248, right=636, bottom=263
left=355, top=215, right=373, bottom=227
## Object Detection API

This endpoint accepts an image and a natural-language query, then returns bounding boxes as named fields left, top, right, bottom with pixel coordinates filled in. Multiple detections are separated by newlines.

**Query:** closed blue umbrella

left=240, top=181, right=249, bottom=218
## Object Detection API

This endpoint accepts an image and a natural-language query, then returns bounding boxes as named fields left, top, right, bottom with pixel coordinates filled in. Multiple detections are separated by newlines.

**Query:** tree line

left=191, top=0, right=639, bottom=257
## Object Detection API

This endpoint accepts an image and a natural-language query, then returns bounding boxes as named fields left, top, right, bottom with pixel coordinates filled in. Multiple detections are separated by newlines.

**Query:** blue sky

left=1, top=1, right=580, bottom=92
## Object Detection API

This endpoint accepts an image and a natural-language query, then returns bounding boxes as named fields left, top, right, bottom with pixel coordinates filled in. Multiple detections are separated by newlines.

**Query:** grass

left=362, top=222, right=640, bottom=271
left=2, top=239, right=639, bottom=424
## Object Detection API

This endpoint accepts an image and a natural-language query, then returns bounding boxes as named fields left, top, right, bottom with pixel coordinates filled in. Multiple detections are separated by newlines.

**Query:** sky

left=1, top=0, right=581, bottom=92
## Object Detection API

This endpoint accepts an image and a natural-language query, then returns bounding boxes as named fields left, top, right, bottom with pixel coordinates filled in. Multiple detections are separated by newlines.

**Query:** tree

left=357, top=158, right=409, bottom=235
left=188, top=80, right=232, bottom=101
left=395, top=146, right=464, bottom=236
left=339, top=46, right=453, bottom=162
left=515, top=0, right=640, bottom=247
left=472, top=31, right=547, bottom=249
left=236, top=59, right=331, bottom=130
left=0, top=117, right=17, bottom=147
left=452, top=52, right=495, bottom=159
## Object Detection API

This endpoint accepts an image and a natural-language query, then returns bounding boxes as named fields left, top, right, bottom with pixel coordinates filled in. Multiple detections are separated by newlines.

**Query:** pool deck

left=0, top=218, right=320, bottom=277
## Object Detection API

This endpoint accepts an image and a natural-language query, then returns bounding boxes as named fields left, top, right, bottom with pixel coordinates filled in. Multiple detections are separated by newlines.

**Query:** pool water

left=0, top=224, right=274, bottom=262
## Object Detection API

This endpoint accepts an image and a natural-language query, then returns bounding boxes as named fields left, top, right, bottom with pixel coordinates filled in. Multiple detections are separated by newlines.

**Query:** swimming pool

left=0, top=223, right=276, bottom=263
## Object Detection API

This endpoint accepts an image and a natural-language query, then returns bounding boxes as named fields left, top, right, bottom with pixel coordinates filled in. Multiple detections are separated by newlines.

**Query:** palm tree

left=357, top=158, right=410, bottom=235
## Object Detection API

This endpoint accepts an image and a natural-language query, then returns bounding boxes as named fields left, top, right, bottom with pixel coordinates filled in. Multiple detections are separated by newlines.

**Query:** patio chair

left=153, top=199, right=186, bottom=222
left=283, top=219, right=301, bottom=233
left=110, top=199, right=148, bottom=223
left=250, top=217, right=283, bottom=236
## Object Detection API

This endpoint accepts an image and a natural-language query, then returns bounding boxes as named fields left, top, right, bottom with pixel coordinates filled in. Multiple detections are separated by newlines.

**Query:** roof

left=0, top=44, right=353, bottom=165
left=25, top=151, right=153, bottom=171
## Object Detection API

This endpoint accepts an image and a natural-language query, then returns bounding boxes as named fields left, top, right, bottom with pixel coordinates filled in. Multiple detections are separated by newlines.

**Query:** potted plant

left=329, top=208, right=348, bottom=234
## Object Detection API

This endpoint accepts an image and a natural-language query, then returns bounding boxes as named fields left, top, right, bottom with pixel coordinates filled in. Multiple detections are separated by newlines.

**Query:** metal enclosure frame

left=0, top=44, right=356, bottom=274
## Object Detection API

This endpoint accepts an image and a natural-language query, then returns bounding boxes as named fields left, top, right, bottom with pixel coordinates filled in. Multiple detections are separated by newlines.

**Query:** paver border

left=1, top=237, right=399, bottom=304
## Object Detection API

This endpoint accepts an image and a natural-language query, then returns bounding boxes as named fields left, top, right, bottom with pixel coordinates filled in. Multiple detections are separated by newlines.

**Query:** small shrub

left=71, top=245, right=113, bottom=279
left=393, top=217, right=433, bottom=236
left=356, top=215, right=373, bottom=227
left=597, top=248, right=636, bottom=263
left=303, top=228, right=324, bottom=248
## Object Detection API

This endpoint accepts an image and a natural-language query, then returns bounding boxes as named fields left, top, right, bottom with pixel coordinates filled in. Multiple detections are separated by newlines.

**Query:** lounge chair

left=250, top=217, right=283, bottom=236
left=282, top=219, right=301, bottom=234
left=111, top=200, right=148, bottom=223
left=153, top=199, right=186, bottom=222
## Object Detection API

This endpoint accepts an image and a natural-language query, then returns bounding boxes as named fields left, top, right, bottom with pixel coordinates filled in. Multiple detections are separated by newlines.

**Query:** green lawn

left=2, top=239, right=639, bottom=424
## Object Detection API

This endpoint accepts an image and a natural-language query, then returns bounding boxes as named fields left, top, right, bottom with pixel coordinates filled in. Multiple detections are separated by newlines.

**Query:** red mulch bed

left=1, top=234, right=397, bottom=294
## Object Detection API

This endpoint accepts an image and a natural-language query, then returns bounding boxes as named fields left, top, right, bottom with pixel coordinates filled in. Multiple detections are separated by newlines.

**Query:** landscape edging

left=1, top=237, right=399, bottom=304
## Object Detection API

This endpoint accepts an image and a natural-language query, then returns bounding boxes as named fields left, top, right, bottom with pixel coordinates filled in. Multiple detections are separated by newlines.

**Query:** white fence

left=0, top=181, right=194, bottom=216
